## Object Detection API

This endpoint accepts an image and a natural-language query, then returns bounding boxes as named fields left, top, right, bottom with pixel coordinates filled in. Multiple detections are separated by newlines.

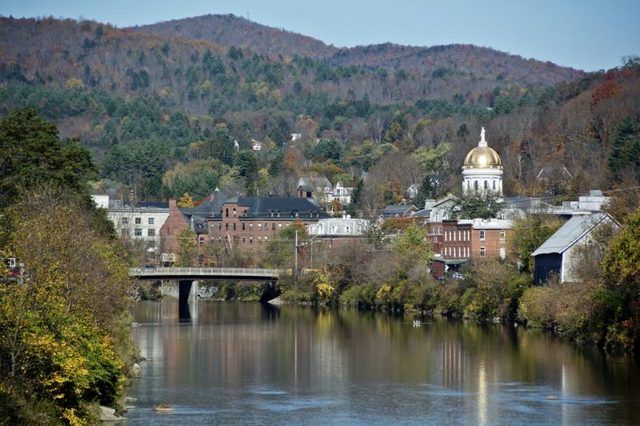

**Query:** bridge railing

left=129, top=267, right=284, bottom=277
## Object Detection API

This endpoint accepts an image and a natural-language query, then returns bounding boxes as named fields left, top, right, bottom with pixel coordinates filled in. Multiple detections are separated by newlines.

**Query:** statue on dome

left=480, top=127, right=485, bottom=143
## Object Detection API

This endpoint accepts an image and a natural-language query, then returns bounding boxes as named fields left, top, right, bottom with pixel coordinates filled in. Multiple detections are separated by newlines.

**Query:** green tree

left=509, top=214, right=563, bottom=273
left=209, top=123, right=236, bottom=166
left=394, top=223, right=432, bottom=265
left=235, top=151, right=259, bottom=195
left=608, top=117, right=640, bottom=182
left=0, top=109, right=95, bottom=207
left=456, top=191, right=503, bottom=220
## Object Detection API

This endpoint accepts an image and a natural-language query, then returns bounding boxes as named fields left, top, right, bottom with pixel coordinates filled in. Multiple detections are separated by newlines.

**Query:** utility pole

left=294, top=229, right=298, bottom=274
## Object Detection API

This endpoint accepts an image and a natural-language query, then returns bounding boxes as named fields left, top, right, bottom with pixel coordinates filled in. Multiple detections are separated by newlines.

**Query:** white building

left=91, top=194, right=109, bottom=209
left=462, top=128, right=503, bottom=196
left=106, top=199, right=169, bottom=250
left=326, top=182, right=354, bottom=207
left=307, top=217, right=370, bottom=237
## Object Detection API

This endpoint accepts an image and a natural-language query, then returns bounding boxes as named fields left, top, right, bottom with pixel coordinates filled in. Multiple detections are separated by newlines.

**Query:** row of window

left=216, top=222, right=284, bottom=231
left=213, top=236, right=269, bottom=243
left=444, top=246, right=487, bottom=257
left=444, top=246, right=471, bottom=258
left=444, top=230, right=471, bottom=242
left=444, top=229, right=506, bottom=242
left=121, top=217, right=155, bottom=225
left=467, top=180, right=499, bottom=190
left=121, top=228, right=156, bottom=237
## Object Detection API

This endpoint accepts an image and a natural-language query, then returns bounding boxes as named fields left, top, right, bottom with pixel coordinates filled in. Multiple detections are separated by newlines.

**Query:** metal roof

left=532, top=212, right=611, bottom=256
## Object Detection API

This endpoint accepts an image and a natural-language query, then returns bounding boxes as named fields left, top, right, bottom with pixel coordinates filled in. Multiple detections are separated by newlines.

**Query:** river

left=125, top=300, right=640, bottom=424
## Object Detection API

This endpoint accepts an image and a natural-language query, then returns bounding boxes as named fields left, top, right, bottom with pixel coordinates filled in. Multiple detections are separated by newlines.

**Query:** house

left=532, top=212, right=617, bottom=284
left=297, top=177, right=332, bottom=204
left=251, top=139, right=262, bottom=151
left=207, top=196, right=329, bottom=248
left=325, top=181, right=354, bottom=213
left=381, top=203, right=418, bottom=219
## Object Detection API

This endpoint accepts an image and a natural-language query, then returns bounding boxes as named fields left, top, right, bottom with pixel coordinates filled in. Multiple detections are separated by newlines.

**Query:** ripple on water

left=419, top=383, right=476, bottom=398
left=488, top=382, right=616, bottom=406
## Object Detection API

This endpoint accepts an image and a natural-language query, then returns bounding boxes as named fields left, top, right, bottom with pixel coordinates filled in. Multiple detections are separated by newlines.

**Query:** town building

left=207, top=196, right=329, bottom=248
left=159, top=199, right=190, bottom=265
left=462, top=127, right=503, bottom=196
left=104, top=197, right=169, bottom=252
left=532, top=212, right=617, bottom=284
left=307, top=217, right=370, bottom=237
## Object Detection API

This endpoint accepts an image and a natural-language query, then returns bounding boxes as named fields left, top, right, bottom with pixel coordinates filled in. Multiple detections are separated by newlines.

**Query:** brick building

left=159, top=199, right=190, bottom=263
left=208, top=196, right=329, bottom=248
left=470, top=218, right=512, bottom=259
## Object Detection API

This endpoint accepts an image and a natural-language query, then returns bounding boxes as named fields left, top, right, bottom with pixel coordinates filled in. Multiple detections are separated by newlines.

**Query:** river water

left=126, top=300, right=640, bottom=425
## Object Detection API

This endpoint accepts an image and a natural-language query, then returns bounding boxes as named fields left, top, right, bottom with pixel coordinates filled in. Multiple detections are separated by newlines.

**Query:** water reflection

left=128, top=301, right=640, bottom=425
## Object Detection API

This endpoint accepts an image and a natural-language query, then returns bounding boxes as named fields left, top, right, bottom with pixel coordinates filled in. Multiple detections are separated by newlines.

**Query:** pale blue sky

left=2, top=0, right=639, bottom=71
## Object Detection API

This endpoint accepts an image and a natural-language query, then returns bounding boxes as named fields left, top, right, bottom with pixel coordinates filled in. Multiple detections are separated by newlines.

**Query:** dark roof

left=136, top=201, right=169, bottom=209
left=381, top=204, right=417, bottom=217
left=214, top=196, right=329, bottom=219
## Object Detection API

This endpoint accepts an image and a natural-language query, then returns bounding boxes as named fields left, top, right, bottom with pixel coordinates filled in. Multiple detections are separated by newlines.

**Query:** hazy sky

left=2, top=0, right=639, bottom=71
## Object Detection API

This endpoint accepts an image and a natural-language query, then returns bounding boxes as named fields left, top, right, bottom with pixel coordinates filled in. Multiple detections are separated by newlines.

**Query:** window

left=148, top=217, right=154, bottom=225
left=484, top=180, right=488, bottom=189
left=474, top=181, right=479, bottom=190
left=249, top=224, right=253, bottom=228
left=493, top=181, right=496, bottom=190
left=134, top=228, right=142, bottom=237
left=121, top=229, right=129, bottom=237
left=148, top=229, right=155, bottom=237
left=500, top=230, right=506, bottom=242
left=479, top=230, right=485, bottom=241
left=258, top=224, right=262, bottom=230
left=226, top=208, right=229, bottom=217
left=249, top=237, right=253, bottom=243
left=499, top=248, right=506, bottom=260
left=242, top=223, right=245, bottom=231
left=278, top=224, right=282, bottom=229
left=121, top=217, right=129, bottom=225
left=480, top=247, right=485, bottom=256
left=233, top=223, right=236, bottom=231
left=135, top=217, right=141, bottom=225
left=233, top=208, right=236, bottom=217
left=225, top=223, right=229, bottom=230
left=272, top=223, right=276, bottom=231
left=242, top=237, right=246, bottom=243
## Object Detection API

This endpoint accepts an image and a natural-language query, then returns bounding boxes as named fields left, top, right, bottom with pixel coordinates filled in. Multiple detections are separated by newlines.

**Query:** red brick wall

left=160, top=199, right=190, bottom=255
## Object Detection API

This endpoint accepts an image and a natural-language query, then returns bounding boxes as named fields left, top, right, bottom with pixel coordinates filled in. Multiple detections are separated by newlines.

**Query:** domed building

left=462, top=128, right=503, bottom=196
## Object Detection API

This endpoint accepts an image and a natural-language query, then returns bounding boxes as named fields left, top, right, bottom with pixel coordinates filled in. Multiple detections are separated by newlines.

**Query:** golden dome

left=462, top=128, right=502, bottom=169
left=463, top=146, right=502, bottom=169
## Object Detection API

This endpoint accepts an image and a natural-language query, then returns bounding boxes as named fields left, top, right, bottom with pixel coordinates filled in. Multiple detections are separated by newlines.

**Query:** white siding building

left=307, top=217, right=370, bottom=236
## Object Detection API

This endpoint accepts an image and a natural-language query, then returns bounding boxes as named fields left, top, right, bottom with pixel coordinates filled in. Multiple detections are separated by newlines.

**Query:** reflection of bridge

left=129, top=267, right=284, bottom=317
left=129, top=267, right=283, bottom=281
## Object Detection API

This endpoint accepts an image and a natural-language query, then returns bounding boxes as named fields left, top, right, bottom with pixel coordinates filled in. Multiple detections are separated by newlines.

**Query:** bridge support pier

left=178, top=280, right=198, bottom=321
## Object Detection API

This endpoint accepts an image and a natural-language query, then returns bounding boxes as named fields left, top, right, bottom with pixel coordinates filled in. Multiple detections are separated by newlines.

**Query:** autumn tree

left=177, top=227, right=197, bottom=267
left=0, top=189, right=132, bottom=423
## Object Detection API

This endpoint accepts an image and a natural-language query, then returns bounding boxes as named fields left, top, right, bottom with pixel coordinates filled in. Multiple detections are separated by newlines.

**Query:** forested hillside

left=0, top=15, right=638, bottom=210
